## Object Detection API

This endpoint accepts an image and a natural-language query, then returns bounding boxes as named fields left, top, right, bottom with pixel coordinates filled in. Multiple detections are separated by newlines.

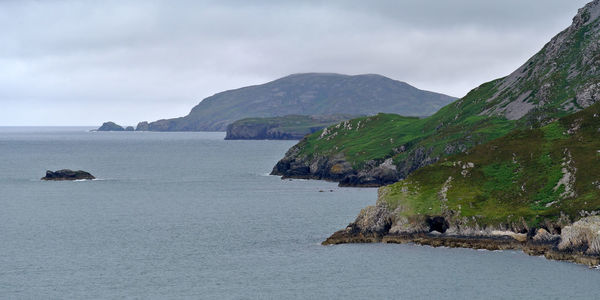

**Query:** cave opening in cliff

left=427, top=216, right=449, bottom=233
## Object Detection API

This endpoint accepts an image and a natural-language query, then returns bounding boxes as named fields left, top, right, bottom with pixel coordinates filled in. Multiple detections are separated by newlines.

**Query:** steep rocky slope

left=273, top=0, right=600, bottom=186
left=140, top=73, right=456, bottom=131
left=225, top=114, right=355, bottom=140
left=324, top=102, right=600, bottom=266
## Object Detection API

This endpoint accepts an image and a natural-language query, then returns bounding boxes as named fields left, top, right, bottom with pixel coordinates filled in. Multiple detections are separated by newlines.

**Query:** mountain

left=140, top=73, right=456, bottom=131
left=225, top=114, right=356, bottom=140
left=324, top=99, right=600, bottom=266
left=273, top=0, right=600, bottom=187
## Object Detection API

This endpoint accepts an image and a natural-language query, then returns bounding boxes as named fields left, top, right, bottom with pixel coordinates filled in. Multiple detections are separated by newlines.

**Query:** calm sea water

left=0, top=127, right=598, bottom=299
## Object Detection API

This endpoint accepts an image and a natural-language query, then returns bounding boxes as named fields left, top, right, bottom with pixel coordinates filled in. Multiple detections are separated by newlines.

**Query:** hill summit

left=140, top=73, right=456, bottom=131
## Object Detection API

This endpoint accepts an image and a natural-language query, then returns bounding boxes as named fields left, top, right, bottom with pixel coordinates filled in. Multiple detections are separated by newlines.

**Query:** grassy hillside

left=381, top=102, right=600, bottom=227
left=298, top=80, right=516, bottom=169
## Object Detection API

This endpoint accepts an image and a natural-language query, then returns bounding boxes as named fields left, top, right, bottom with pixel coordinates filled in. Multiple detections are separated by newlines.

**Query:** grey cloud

left=0, top=0, right=591, bottom=125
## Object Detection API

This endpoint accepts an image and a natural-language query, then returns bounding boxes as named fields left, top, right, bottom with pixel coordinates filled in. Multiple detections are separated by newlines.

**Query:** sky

left=0, top=0, right=592, bottom=126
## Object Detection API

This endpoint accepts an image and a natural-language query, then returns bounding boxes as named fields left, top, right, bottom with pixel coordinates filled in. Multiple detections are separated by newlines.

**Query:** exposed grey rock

left=558, top=216, right=600, bottom=255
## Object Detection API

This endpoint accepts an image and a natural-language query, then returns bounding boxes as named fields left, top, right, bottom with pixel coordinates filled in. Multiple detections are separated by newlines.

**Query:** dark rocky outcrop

left=271, top=140, right=428, bottom=187
left=125, top=126, right=134, bottom=131
left=96, top=122, right=124, bottom=131
left=41, top=169, right=95, bottom=181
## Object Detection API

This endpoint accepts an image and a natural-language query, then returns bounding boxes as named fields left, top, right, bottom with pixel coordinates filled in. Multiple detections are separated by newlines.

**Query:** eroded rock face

left=272, top=145, right=439, bottom=187
left=558, top=216, right=600, bottom=255
left=41, top=169, right=95, bottom=181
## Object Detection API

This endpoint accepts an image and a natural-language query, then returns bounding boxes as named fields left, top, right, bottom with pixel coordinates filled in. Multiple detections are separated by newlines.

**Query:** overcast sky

left=0, top=0, right=591, bottom=126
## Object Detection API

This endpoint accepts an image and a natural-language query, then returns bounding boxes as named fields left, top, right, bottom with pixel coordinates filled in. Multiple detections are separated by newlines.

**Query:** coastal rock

left=96, top=121, right=124, bottom=131
left=558, top=216, right=600, bottom=255
left=125, top=126, right=134, bottom=131
left=136, top=121, right=149, bottom=131
left=41, top=169, right=95, bottom=181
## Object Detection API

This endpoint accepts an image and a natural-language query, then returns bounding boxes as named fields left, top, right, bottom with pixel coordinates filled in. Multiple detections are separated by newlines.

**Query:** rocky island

left=41, top=169, right=96, bottom=181
left=96, top=121, right=125, bottom=131
left=225, top=114, right=355, bottom=140
left=317, top=0, right=600, bottom=266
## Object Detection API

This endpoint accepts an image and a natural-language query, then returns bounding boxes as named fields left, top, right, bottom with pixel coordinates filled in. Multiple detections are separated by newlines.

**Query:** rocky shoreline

left=271, top=140, right=439, bottom=187
left=323, top=229, right=600, bottom=266
left=329, top=230, right=600, bottom=267
left=322, top=187, right=600, bottom=267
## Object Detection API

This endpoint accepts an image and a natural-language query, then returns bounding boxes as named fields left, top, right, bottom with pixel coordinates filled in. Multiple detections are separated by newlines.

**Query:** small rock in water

left=41, top=169, right=95, bottom=181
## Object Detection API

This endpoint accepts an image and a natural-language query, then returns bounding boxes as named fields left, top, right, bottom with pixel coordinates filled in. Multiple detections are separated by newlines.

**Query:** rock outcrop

left=41, top=169, right=95, bottom=181
left=96, top=122, right=124, bottom=131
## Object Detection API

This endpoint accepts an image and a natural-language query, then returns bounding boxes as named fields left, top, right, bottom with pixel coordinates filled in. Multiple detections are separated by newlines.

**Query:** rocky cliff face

left=139, top=73, right=456, bottom=132
left=478, top=0, right=600, bottom=122
left=273, top=1, right=600, bottom=187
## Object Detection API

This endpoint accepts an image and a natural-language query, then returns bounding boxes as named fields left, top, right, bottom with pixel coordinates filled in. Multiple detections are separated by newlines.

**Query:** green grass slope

left=381, top=102, right=600, bottom=227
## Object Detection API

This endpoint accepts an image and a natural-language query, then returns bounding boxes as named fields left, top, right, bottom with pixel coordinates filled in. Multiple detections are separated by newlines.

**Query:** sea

left=0, top=127, right=598, bottom=299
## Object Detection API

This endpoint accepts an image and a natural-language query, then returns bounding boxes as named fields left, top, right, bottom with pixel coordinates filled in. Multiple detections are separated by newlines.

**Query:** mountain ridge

left=139, top=73, right=456, bottom=131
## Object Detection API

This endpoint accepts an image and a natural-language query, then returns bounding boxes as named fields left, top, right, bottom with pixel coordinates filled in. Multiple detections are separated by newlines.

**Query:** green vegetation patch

left=380, top=102, right=600, bottom=227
